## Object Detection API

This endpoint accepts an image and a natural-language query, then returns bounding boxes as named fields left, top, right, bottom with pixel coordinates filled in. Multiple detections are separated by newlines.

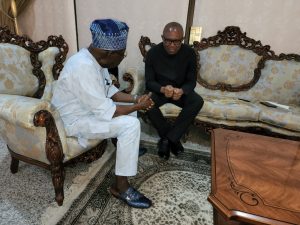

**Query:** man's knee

left=149, top=92, right=168, bottom=107
left=195, top=94, right=204, bottom=110
left=186, top=92, right=204, bottom=110
left=128, top=116, right=140, bottom=130
left=118, top=116, right=140, bottom=132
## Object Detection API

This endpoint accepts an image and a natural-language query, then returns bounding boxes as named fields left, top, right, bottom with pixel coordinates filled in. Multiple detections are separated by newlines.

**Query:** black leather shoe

left=158, top=138, right=170, bottom=160
left=169, top=141, right=184, bottom=156
left=138, top=147, right=147, bottom=157
left=111, top=187, right=152, bottom=209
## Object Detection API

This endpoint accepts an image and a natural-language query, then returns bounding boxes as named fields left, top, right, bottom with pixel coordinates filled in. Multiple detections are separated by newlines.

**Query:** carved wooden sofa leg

left=50, top=162, right=65, bottom=206
left=10, top=153, right=19, bottom=174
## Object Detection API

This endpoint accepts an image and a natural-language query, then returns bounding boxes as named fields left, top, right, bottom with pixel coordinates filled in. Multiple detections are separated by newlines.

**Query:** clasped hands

left=162, top=85, right=183, bottom=101
left=136, top=93, right=154, bottom=111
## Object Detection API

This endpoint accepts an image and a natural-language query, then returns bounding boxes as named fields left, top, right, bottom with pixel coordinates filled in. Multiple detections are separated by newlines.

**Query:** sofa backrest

left=198, top=45, right=262, bottom=88
left=246, top=54, right=300, bottom=105
left=193, top=26, right=275, bottom=98
left=0, top=43, right=38, bottom=96
left=0, top=27, right=68, bottom=99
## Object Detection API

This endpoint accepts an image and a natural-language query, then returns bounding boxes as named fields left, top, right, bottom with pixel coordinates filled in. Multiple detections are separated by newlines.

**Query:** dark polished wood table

left=209, top=128, right=300, bottom=225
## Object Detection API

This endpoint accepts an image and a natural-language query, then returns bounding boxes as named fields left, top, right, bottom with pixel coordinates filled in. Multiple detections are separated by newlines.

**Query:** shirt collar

left=81, top=48, right=105, bottom=71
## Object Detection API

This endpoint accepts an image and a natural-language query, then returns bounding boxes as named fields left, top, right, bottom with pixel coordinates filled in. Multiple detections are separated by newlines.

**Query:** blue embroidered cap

left=90, top=19, right=129, bottom=51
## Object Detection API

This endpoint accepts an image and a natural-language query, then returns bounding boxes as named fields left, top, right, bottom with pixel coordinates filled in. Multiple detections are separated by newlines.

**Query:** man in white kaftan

left=51, top=19, right=154, bottom=209
left=52, top=48, right=139, bottom=176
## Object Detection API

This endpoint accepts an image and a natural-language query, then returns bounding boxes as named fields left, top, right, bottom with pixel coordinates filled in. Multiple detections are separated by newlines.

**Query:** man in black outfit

left=145, top=22, right=204, bottom=160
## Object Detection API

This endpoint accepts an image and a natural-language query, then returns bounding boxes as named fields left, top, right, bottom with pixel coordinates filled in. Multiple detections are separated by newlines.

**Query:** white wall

left=75, top=0, right=189, bottom=80
left=193, top=0, right=300, bottom=54
left=18, top=0, right=77, bottom=57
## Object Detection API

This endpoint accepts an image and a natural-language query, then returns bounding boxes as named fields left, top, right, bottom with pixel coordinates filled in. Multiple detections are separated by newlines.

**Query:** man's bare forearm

left=113, top=104, right=139, bottom=117
left=111, top=91, right=136, bottom=103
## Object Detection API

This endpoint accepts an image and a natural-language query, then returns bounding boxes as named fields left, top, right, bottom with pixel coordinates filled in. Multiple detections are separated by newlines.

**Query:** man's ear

left=98, top=49, right=111, bottom=61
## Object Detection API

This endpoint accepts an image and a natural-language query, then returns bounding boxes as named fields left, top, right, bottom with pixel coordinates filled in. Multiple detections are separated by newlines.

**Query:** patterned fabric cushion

left=200, top=95, right=260, bottom=121
left=0, top=119, right=49, bottom=163
left=65, top=137, right=104, bottom=160
left=159, top=94, right=300, bottom=133
left=0, top=117, right=90, bottom=164
left=199, top=45, right=262, bottom=86
left=0, top=94, right=51, bottom=128
left=38, top=47, right=60, bottom=101
left=194, top=82, right=244, bottom=99
left=0, top=43, right=38, bottom=96
left=0, top=94, right=103, bottom=162
left=195, top=58, right=300, bottom=107
left=159, top=103, right=181, bottom=117
left=246, top=59, right=300, bottom=105
left=195, top=113, right=300, bottom=137
left=160, top=95, right=260, bottom=122
left=258, top=104, right=300, bottom=132
left=0, top=94, right=71, bottom=164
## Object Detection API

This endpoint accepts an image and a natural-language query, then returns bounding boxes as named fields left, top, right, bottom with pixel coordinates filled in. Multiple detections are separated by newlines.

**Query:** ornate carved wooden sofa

left=128, top=26, right=300, bottom=140
left=0, top=27, right=107, bottom=206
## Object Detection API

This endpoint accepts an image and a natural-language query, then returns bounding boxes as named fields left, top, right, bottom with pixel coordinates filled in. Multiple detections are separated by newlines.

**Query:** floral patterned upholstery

left=160, top=95, right=260, bottom=122
left=258, top=104, right=300, bottom=132
left=181, top=56, right=300, bottom=137
left=199, top=46, right=262, bottom=86
left=0, top=92, right=95, bottom=163
left=247, top=59, right=300, bottom=105
left=0, top=43, right=39, bottom=96
left=38, top=47, right=59, bottom=101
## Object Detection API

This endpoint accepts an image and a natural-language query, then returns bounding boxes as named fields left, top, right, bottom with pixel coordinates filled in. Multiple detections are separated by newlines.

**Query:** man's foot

left=157, top=138, right=170, bottom=160
left=108, top=186, right=152, bottom=208
left=138, top=147, right=147, bottom=157
left=169, top=140, right=184, bottom=156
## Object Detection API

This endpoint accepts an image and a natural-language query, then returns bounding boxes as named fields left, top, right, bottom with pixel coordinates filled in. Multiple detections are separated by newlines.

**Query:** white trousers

left=74, top=115, right=140, bottom=177
left=110, top=115, right=140, bottom=176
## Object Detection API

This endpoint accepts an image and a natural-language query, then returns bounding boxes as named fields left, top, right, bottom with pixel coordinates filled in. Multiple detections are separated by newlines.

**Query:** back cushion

left=199, top=45, right=262, bottom=87
left=38, top=47, right=59, bottom=101
left=0, top=43, right=38, bottom=96
left=246, top=59, right=300, bottom=105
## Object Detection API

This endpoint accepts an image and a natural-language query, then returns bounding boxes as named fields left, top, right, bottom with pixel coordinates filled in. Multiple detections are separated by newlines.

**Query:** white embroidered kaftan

left=52, top=48, right=140, bottom=176
left=52, top=48, right=119, bottom=141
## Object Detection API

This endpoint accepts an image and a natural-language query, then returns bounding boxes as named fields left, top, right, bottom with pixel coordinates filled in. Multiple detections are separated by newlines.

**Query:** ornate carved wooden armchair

left=0, top=27, right=107, bottom=206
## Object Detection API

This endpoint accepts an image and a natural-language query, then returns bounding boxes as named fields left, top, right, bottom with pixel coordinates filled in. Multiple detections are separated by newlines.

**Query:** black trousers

left=147, top=91, right=204, bottom=143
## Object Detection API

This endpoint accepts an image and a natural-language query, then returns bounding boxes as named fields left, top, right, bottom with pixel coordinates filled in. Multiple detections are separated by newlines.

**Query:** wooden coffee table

left=209, top=128, right=300, bottom=225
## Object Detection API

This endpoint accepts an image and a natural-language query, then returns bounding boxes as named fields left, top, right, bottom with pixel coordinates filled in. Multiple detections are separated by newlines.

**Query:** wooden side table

left=209, top=128, right=300, bottom=225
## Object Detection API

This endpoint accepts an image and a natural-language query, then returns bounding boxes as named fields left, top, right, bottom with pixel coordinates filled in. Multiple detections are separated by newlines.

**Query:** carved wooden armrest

left=110, top=74, right=120, bottom=88
left=122, top=68, right=146, bottom=95
left=138, top=36, right=156, bottom=62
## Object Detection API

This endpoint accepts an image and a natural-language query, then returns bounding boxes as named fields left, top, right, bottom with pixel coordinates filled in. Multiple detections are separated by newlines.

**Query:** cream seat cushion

left=159, top=95, right=261, bottom=122
left=258, top=104, right=300, bottom=132
left=65, top=137, right=104, bottom=161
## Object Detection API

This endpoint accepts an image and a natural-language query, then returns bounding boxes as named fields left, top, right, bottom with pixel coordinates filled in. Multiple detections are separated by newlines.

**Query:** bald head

left=163, top=22, right=184, bottom=37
